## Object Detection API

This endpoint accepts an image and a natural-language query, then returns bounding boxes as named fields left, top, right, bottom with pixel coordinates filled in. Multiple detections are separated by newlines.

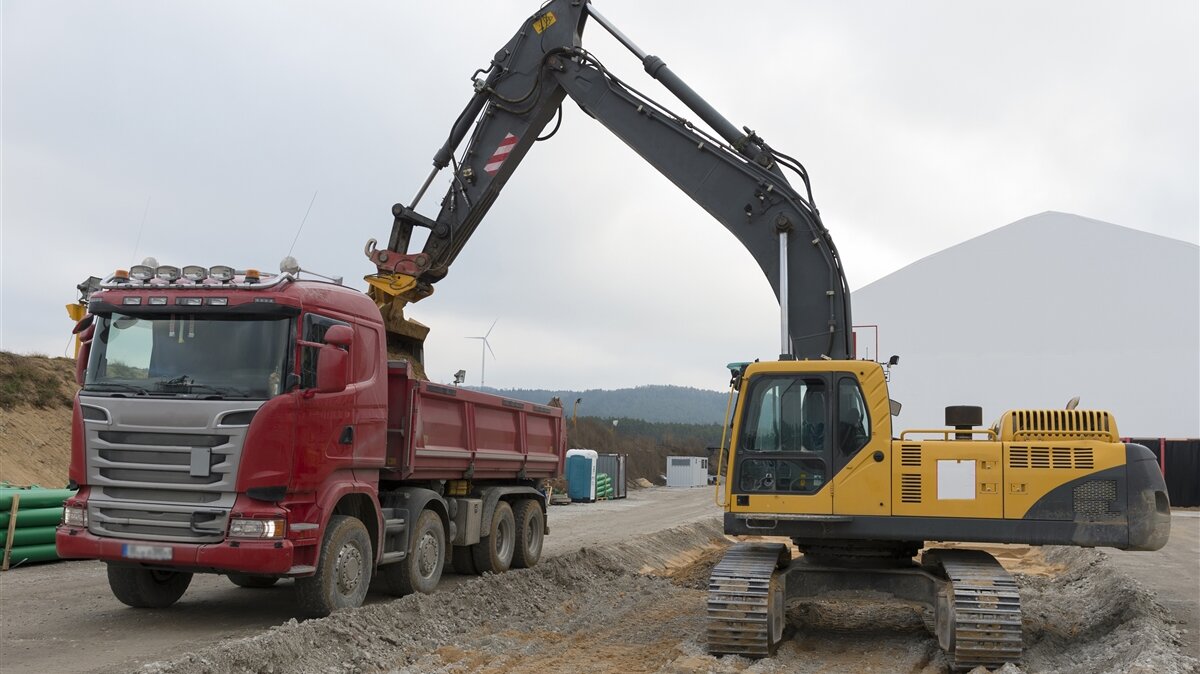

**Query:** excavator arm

left=367, top=0, right=852, bottom=360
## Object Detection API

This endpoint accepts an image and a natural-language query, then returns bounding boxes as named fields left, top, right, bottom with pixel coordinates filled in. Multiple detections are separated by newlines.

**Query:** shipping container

left=666, top=456, right=708, bottom=488
left=596, top=454, right=627, bottom=499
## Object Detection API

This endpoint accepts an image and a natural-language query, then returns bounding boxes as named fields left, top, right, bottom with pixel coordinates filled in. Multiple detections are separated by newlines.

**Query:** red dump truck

left=57, top=264, right=565, bottom=616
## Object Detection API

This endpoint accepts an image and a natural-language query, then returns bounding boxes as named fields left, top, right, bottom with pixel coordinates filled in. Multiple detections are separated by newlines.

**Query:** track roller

left=706, top=542, right=791, bottom=657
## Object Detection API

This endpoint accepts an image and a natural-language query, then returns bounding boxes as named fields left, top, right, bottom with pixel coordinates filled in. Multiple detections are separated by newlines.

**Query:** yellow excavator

left=363, top=2, right=1170, bottom=669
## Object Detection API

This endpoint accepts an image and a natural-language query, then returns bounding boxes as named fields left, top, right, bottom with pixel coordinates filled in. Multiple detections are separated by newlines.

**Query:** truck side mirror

left=324, top=325, right=354, bottom=348
left=316, top=344, right=349, bottom=393
left=75, top=323, right=96, bottom=386
left=316, top=324, right=353, bottom=393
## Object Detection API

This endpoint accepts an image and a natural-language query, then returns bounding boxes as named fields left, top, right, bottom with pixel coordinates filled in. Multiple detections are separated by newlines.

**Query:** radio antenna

left=288, top=190, right=319, bottom=257
left=131, top=196, right=151, bottom=264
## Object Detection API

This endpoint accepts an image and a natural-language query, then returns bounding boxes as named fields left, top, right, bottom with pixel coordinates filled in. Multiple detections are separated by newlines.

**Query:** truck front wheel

left=106, top=564, right=193, bottom=608
left=295, top=515, right=372, bottom=617
left=512, top=499, right=544, bottom=569
left=377, top=509, right=445, bottom=596
left=472, top=500, right=515, bottom=574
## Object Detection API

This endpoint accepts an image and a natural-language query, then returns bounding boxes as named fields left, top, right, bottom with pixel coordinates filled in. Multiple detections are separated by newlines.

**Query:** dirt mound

left=137, top=519, right=1195, bottom=674
left=0, top=352, right=76, bottom=487
left=0, top=352, right=76, bottom=410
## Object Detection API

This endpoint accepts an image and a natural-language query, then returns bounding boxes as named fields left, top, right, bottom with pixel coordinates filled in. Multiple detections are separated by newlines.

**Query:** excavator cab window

left=834, top=377, right=871, bottom=471
left=734, top=375, right=829, bottom=495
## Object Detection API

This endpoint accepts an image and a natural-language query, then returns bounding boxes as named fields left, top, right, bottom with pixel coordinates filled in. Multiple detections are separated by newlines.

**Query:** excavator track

left=928, top=549, right=1023, bottom=671
left=706, top=542, right=789, bottom=658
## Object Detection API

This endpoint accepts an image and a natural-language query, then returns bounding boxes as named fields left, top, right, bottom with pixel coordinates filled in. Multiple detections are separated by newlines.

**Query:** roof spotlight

left=209, top=265, right=235, bottom=282
left=182, top=265, right=208, bottom=282
left=129, top=265, right=155, bottom=282
left=156, top=265, right=181, bottom=282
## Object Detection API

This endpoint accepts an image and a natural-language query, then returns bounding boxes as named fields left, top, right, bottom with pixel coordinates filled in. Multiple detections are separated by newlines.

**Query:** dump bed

left=384, top=361, right=566, bottom=481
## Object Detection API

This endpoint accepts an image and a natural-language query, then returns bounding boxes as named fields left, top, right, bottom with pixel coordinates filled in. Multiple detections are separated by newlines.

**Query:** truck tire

left=451, top=544, right=479, bottom=575
left=471, top=500, right=515, bottom=574
left=377, top=509, right=445, bottom=596
left=511, top=499, right=544, bottom=569
left=295, top=515, right=372, bottom=617
left=106, top=564, right=193, bottom=608
left=227, top=573, right=279, bottom=589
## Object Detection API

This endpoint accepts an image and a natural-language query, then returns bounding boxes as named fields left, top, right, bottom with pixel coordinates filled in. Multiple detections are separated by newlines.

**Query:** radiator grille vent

left=900, top=444, right=922, bottom=467
left=1009, top=446, right=1096, bottom=470
left=1073, top=480, right=1119, bottom=518
left=900, top=474, right=922, bottom=503
left=1010, top=410, right=1115, bottom=441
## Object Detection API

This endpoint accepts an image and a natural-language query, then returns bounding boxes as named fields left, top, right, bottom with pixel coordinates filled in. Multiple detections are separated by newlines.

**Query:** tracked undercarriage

left=707, top=541, right=1023, bottom=671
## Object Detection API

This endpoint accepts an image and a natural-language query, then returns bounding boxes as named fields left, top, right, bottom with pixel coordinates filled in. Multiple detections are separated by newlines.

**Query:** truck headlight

left=63, top=505, right=88, bottom=528
left=228, top=517, right=286, bottom=539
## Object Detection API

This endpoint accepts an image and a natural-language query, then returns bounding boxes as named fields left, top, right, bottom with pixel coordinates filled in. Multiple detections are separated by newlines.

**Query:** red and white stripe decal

left=484, top=133, right=519, bottom=175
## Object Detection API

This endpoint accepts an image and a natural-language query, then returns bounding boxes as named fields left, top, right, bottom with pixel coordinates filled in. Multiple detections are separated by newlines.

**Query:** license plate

left=122, top=544, right=173, bottom=561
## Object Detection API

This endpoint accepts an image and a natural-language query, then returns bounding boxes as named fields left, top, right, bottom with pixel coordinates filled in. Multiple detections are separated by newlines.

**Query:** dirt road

left=3, top=491, right=1196, bottom=674
left=0, top=486, right=718, bottom=674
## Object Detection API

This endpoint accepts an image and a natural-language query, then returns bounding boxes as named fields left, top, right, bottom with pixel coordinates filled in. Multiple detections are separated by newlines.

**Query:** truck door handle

left=339, top=426, right=354, bottom=445
left=873, top=451, right=885, bottom=462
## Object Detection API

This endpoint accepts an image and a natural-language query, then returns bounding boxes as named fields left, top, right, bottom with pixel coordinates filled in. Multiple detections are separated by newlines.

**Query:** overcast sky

left=2, top=1, right=1197, bottom=391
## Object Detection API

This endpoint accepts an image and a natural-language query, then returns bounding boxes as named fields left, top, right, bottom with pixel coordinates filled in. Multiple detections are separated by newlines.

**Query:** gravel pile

left=140, top=522, right=1196, bottom=674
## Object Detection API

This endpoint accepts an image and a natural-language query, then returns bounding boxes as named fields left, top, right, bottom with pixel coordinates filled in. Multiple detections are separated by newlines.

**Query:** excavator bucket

left=364, top=273, right=432, bottom=381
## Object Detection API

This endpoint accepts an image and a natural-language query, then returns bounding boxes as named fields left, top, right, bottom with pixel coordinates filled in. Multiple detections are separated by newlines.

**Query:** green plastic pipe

left=5, top=543, right=59, bottom=565
left=0, top=489, right=75, bottom=511
left=10, top=527, right=57, bottom=546
left=0, top=507, right=64, bottom=528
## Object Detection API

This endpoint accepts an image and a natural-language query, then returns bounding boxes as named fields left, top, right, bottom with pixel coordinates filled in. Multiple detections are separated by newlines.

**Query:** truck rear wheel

left=377, top=509, right=445, bottom=596
left=106, top=564, right=193, bottom=608
left=227, top=573, right=279, bottom=589
left=511, top=499, right=544, bottom=569
left=295, top=515, right=372, bottom=617
left=471, top=500, right=515, bottom=574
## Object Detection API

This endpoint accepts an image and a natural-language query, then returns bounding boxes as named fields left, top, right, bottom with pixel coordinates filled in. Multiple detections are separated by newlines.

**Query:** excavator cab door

left=729, top=374, right=834, bottom=515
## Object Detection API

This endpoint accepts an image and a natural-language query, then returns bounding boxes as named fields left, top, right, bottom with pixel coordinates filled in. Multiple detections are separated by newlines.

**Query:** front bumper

left=56, top=526, right=297, bottom=575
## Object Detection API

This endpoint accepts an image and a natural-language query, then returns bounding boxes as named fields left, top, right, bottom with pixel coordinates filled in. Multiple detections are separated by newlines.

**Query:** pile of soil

left=0, top=352, right=76, bottom=487
left=138, top=520, right=1196, bottom=674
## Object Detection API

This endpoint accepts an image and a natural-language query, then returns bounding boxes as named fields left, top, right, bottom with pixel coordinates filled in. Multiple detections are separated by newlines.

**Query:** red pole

left=1159, top=437, right=1166, bottom=477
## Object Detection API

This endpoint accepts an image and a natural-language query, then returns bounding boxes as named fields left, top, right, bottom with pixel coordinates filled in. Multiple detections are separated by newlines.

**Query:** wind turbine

left=466, top=319, right=498, bottom=387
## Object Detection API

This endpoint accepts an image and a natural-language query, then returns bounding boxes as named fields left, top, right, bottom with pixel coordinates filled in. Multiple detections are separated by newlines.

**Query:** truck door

left=297, top=314, right=356, bottom=465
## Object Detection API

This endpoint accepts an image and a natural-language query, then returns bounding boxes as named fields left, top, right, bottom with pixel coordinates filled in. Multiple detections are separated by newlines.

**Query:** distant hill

left=477, top=384, right=729, bottom=424
left=852, top=211, right=1199, bottom=438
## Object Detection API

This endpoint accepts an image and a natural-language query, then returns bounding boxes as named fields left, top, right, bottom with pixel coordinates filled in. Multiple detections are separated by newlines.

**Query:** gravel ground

left=137, top=518, right=1197, bottom=674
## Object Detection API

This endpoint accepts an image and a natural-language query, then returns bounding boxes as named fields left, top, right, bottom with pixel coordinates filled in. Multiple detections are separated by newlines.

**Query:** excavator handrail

left=898, top=428, right=999, bottom=441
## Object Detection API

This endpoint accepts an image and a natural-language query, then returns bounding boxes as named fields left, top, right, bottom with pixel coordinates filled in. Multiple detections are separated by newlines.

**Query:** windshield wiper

left=84, top=382, right=150, bottom=395
left=186, top=383, right=253, bottom=398
left=155, top=377, right=252, bottom=398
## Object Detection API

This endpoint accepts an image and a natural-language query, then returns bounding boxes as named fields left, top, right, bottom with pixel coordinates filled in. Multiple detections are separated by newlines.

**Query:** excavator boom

left=368, top=0, right=852, bottom=360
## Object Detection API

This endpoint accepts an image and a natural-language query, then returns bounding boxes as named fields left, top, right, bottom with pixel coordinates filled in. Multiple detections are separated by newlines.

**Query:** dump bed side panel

left=383, top=362, right=565, bottom=481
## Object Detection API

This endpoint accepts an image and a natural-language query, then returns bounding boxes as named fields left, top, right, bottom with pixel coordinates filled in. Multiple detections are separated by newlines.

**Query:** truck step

left=379, top=550, right=407, bottom=565
left=286, top=565, right=316, bottom=575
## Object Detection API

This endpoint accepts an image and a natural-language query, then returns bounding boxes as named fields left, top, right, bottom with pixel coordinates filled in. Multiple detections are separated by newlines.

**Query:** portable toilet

left=666, top=456, right=708, bottom=487
left=566, top=449, right=598, bottom=502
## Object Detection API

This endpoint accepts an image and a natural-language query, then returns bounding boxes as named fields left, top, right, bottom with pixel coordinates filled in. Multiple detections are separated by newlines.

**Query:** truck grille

left=89, top=502, right=227, bottom=543
left=81, top=397, right=261, bottom=543
left=90, top=431, right=237, bottom=491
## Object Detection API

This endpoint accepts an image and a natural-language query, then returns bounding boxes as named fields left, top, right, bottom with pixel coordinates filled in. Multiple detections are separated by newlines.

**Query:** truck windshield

left=84, top=313, right=291, bottom=399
